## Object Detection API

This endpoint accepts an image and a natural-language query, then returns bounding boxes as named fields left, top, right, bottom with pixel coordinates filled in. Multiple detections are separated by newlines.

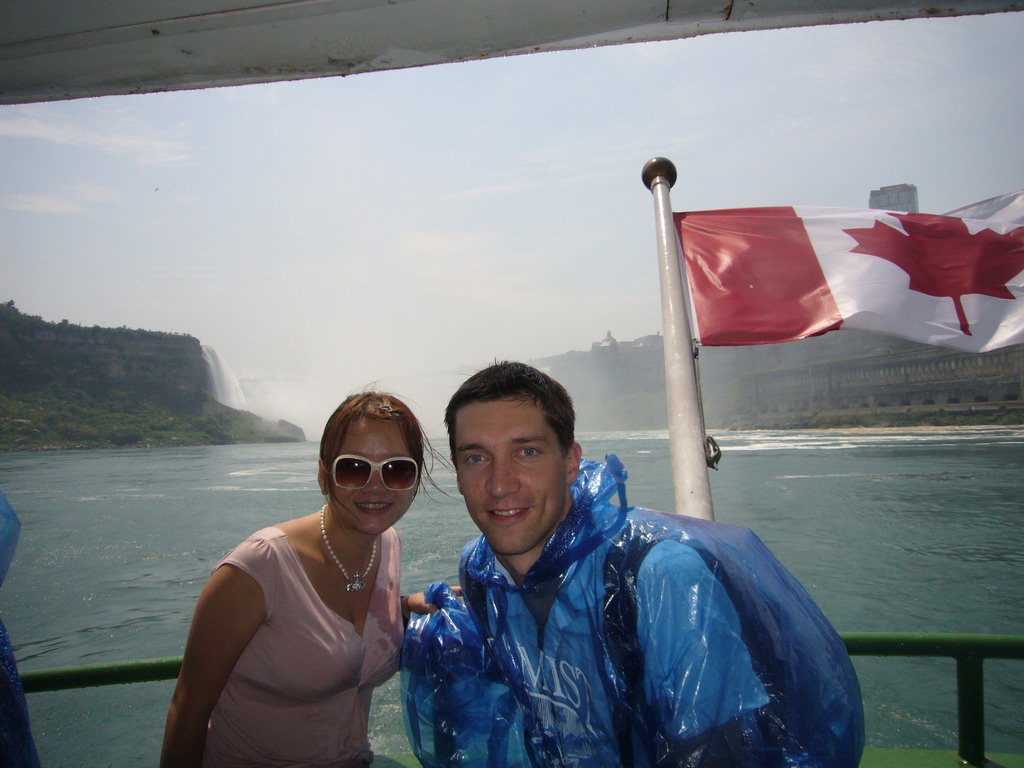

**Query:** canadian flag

left=675, top=200, right=1024, bottom=352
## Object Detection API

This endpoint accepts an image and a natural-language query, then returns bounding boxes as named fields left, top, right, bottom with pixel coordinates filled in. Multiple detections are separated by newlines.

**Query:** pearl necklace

left=319, top=504, right=377, bottom=592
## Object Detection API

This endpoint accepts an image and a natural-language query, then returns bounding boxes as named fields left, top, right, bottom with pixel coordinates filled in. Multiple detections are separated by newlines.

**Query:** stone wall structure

left=738, top=344, right=1024, bottom=416
left=535, top=330, right=1024, bottom=429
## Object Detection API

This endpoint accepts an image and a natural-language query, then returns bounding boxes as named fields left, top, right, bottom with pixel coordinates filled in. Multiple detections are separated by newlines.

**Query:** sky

left=2, top=11, right=1023, bottom=439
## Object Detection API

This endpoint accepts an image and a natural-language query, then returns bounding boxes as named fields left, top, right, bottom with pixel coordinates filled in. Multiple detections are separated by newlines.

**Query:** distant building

left=869, top=183, right=919, bottom=212
left=591, top=331, right=661, bottom=352
left=592, top=330, right=618, bottom=351
left=737, top=343, right=1024, bottom=417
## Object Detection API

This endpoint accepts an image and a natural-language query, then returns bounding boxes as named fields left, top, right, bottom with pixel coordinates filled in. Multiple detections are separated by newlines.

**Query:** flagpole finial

left=642, top=157, right=676, bottom=190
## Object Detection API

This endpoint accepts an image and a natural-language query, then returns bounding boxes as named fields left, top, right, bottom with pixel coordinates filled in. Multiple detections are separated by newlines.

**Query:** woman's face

left=318, top=417, right=417, bottom=540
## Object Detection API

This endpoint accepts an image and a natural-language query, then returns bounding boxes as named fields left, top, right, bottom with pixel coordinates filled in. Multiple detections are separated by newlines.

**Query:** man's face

left=452, top=398, right=581, bottom=583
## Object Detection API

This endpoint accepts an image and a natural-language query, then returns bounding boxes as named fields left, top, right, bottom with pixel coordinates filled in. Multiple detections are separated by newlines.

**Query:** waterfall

left=202, top=346, right=247, bottom=410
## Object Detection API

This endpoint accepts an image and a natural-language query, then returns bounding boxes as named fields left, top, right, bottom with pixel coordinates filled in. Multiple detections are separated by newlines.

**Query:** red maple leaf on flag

left=842, top=213, right=1024, bottom=336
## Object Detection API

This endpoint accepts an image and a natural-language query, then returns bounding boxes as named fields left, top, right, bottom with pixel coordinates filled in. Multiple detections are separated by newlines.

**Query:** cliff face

left=0, top=301, right=305, bottom=450
left=538, top=343, right=670, bottom=431
left=0, top=301, right=207, bottom=413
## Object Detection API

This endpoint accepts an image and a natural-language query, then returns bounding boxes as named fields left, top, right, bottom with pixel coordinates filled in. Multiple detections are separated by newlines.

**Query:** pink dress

left=202, top=526, right=402, bottom=768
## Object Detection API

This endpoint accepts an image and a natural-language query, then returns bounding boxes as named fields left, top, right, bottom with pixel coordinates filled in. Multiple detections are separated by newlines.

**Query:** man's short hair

left=445, top=361, right=576, bottom=458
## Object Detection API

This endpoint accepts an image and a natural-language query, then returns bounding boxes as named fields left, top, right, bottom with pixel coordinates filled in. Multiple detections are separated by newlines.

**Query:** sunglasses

left=330, top=454, right=419, bottom=491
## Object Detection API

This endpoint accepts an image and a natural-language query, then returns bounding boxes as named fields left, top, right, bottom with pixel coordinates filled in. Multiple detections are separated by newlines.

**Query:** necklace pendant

left=320, top=505, right=377, bottom=593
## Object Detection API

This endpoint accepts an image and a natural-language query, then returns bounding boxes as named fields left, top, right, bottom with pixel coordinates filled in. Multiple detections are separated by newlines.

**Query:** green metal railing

left=20, top=633, right=1024, bottom=767
left=21, top=655, right=182, bottom=692
left=842, top=633, right=1024, bottom=766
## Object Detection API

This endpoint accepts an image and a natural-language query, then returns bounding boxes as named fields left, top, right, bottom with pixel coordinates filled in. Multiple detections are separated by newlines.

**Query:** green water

left=1, top=427, right=1021, bottom=765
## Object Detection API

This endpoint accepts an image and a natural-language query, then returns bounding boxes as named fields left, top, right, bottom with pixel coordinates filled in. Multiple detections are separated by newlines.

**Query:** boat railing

left=19, top=632, right=1024, bottom=767
left=841, top=632, right=1024, bottom=766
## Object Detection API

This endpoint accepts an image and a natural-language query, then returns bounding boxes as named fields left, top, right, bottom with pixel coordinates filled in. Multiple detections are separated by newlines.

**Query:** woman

left=161, top=392, right=433, bottom=767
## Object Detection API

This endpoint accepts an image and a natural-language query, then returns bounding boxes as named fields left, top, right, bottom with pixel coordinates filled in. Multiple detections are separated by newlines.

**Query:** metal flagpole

left=642, top=157, right=714, bottom=521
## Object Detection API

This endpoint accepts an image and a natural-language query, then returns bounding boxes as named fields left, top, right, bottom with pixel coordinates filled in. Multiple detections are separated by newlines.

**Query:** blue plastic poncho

left=0, top=490, right=41, bottom=768
left=403, top=458, right=863, bottom=767
left=402, top=582, right=529, bottom=768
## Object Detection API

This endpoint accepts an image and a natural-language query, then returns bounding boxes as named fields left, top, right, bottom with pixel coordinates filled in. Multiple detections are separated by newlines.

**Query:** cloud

left=0, top=183, right=119, bottom=215
left=68, top=183, right=120, bottom=202
left=0, top=193, right=85, bottom=214
left=0, top=108, right=191, bottom=165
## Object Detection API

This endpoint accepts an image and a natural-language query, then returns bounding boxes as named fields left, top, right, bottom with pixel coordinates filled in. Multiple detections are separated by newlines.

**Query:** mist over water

left=1, top=427, right=1021, bottom=765
left=228, top=366, right=468, bottom=442
left=199, top=345, right=469, bottom=439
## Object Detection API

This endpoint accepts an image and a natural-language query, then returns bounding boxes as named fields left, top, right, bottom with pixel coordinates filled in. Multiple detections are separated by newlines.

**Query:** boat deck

left=859, top=748, right=1024, bottom=767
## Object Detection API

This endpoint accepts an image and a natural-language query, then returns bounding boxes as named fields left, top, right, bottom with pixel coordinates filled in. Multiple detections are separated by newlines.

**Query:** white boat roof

left=2, top=0, right=1020, bottom=105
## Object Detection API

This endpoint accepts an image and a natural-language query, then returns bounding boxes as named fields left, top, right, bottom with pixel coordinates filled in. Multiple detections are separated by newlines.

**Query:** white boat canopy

left=1, top=0, right=1020, bottom=105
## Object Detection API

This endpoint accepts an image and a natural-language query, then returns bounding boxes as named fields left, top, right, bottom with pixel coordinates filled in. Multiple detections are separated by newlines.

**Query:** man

left=435, top=361, right=862, bottom=767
